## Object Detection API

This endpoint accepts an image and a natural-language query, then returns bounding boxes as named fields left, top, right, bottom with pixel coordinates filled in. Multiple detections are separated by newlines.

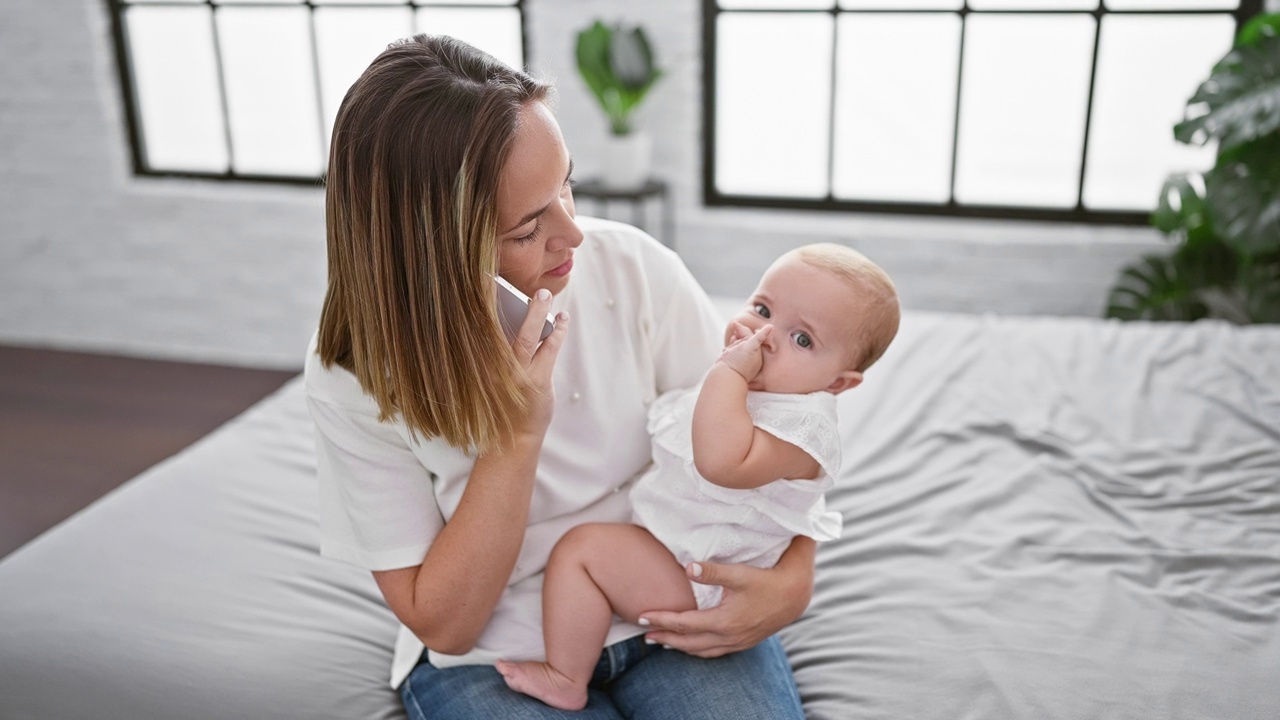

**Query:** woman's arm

left=373, top=298, right=570, bottom=655
left=638, top=535, right=816, bottom=657
left=372, top=433, right=543, bottom=654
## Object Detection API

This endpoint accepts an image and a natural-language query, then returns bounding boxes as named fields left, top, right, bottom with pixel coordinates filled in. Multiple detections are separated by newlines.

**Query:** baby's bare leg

left=496, top=523, right=697, bottom=710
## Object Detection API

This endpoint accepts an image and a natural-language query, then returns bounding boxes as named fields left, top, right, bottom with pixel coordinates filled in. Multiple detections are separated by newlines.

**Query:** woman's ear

left=826, top=370, right=863, bottom=394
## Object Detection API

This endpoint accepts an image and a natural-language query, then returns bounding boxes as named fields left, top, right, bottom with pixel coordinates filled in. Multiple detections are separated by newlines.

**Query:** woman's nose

left=547, top=225, right=583, bottom=252
left=546, top=201, right=584, bottom=251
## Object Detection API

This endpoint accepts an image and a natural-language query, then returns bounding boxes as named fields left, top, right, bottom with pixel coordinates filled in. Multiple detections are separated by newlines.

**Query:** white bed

left=2, top=305, right=1277, bottom=719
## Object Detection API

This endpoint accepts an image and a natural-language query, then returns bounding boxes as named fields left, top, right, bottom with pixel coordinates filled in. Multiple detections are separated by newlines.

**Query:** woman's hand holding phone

left=495, top=276, right=556, bottom=342
left=504, top=282, right=569, bottom=438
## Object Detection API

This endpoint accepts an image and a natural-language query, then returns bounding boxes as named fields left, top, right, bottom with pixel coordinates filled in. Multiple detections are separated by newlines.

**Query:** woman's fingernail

left=638, top=618, right=650, bottom=627
left=663, top=645, right=672, bottom=650
left=644, top=636, right=657, bottom=645
left=689, top=563, right=703, bottom=578
left=536, top=288, right=551, bottom=301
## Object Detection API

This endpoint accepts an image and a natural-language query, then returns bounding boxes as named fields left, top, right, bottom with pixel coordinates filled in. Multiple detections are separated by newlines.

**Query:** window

left=107, top=0, right=526, bottom=183
left=703, top=0, right=1263, bottom=223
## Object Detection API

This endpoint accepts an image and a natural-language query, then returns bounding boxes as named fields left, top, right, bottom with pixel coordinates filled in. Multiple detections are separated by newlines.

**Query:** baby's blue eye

left=754, top=303, right=770, bottom=319
left=794, top=332, right=812, bottom=349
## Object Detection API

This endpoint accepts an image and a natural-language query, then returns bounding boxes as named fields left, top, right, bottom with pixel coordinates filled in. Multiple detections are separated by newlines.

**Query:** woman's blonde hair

left=318, top=34, right=552, bottom=453
left=793, top=243, right=900, bottom=372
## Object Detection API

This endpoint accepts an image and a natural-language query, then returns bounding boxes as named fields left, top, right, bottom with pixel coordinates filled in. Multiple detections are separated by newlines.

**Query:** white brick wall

left=2, top=0, right=1224, bottom=368
left=0, top=0, right=326, bottom=369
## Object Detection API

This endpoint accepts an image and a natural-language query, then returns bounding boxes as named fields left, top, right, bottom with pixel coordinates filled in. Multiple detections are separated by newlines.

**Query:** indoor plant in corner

left=576, top=20, right=664, bottom=191
left=1105, top=14, right=1280, bottom=324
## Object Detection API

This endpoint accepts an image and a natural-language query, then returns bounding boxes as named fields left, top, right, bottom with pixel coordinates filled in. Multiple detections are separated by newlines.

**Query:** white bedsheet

left=1, top=308, right=1277, bottom=719
left=792, top=311, right=1280, bottom=719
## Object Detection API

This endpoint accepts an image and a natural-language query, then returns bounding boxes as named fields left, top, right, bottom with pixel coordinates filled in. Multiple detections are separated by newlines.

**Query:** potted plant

left=576, top=20, right=664, bottom=191
left=1105, top=13, right=1280, bottom=324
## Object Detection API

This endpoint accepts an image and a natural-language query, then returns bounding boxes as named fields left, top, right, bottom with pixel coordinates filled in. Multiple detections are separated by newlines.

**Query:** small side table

left=572, top=178, right=674, bottom=250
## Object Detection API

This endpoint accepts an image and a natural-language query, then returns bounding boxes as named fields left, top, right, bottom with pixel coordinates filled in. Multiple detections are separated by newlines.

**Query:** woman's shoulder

left=303, top=332, right=382, bottom=418
left=576, top=215, right=656, bottom=242
left=574, top=216, right=698, bottom=303
left=576, top=216, right=678, bottom=268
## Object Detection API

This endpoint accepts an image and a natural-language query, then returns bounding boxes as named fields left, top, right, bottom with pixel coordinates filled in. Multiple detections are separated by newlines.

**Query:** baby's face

left=725, top=255, right=864, bottom=395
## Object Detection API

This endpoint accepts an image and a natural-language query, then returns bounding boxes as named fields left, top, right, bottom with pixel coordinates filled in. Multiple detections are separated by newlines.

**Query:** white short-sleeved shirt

left=304, top=217, right=724, bottom=688
left=631, top=386, right=844, bottom=610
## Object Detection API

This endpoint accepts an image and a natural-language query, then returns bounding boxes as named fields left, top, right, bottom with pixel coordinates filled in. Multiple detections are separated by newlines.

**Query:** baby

left=496, top=243, right=901, bottom=710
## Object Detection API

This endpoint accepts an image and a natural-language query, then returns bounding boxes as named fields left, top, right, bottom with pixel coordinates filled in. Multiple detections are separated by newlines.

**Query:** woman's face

left=496, top=101, right=583, bottom=299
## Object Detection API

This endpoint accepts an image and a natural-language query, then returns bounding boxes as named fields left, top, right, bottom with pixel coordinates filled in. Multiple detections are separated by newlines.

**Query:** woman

left=305, top=34, right=814, bottom=718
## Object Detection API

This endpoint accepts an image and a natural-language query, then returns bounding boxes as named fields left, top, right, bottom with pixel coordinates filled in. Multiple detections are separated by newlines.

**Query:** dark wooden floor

left=0, top=345, right=297, bottom=559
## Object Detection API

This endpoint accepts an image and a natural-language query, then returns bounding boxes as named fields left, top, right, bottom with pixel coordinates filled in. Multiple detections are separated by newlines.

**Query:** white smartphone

left=494, top=275, right=556, bottom=341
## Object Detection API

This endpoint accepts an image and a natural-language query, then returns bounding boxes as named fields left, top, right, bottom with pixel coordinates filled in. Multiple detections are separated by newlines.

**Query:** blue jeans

left=399, top=635, right=805, bottom=719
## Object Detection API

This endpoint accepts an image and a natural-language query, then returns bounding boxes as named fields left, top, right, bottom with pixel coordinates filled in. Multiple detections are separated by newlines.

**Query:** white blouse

left=304, top=217, right=724, bottom=687
left=631, top=386, right=844, bottom=609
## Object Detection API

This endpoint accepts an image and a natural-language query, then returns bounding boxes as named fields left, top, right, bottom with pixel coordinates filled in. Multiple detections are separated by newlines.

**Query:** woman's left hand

left=638, top=536, right=816, bottom=657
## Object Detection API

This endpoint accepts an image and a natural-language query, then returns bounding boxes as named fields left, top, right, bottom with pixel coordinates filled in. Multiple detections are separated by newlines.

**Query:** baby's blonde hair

left=790, top=243, right=900, bottom=372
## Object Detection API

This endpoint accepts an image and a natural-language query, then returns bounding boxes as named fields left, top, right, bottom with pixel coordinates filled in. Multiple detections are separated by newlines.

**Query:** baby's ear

left=826, top=370, right=863, bottom=394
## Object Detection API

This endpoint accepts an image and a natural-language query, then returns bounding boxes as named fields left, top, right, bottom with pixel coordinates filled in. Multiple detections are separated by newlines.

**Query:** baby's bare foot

left=495, top=659, right=588, bottom=711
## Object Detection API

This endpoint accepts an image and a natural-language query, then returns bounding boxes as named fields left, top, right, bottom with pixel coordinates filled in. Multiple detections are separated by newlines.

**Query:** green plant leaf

left=1152, top=173, right=1209, bottom=236
left=1237, top=12, right=1280, bottom=49
left=1204, top=133, right=1280, bottom=257
left=1171, top=230, right=1239, bottom=290
left=576, top=21, right=661, bottom=135
left=614, top=72, right=663, bottom=118
left=1120, top=17, right=1280, bottom=325
left=1242, top=251, right=1280, bottom=322
left=1173, top=38, right=1280, bottom=151
left=1105, top=254, right=1207, bottom=321
left=611, top=27, right=656, bottom=89
left=577, top=22, right=619, bottom=122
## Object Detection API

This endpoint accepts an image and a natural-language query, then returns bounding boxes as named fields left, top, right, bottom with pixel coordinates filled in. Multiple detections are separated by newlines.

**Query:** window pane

left=954, top=14, right=1096, bottom=208
left=716, top=13, right=833, bottom=197
left=1082, top=14, right=1234, bottom=210
left=216, top=7, right=324, bottom=176
left=212, top=0, right=305, bottom=4
left=832, top=13, right=960, bottom=202
left=969, top=0, right=1097, bottom=8
left=1105, top=0, right=1237, bottom=9
left=719, top=1, right=835, bottom=8
left=841, top=0, right=962, bottom=8
left=314, top=0, right=410, bottom=5
left=415, top=0, right=518, bottom=5
left=124, top=6, right=229, bottom=173
left=414, top=7, right=522, bottom=70
left=314, top=7, right=413, bottom=153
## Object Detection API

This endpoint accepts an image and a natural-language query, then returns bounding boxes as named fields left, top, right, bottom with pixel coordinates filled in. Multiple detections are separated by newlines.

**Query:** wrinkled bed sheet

left=1, top=309, right=1277, bottom=720
left=792, top=311, right=1280, bottom=720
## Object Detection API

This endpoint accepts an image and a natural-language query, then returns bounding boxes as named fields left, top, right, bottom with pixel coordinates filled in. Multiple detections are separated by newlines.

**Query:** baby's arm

left=692, top=326, right=820, bottom=489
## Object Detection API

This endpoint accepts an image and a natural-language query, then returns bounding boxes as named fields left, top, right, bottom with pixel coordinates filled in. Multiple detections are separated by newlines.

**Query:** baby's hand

left=718, top=323, right=771, bottom=382
left=725, top=320, right=752, bottom=347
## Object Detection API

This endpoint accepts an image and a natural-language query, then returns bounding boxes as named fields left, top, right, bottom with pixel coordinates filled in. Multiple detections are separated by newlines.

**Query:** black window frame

left=702, top=0, right=1265, bottom=225
left=105, top=0, right=530, bottom=186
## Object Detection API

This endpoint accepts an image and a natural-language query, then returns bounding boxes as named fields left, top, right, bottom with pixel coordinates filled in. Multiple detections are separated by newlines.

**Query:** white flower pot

left=600, top=131, right=652, bottom=192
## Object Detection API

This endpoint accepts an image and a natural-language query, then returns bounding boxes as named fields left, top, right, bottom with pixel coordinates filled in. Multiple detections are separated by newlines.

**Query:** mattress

left=1, top=308, right=1277, bottom=719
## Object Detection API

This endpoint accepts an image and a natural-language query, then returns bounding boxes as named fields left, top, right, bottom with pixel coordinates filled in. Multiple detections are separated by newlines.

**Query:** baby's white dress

left=630, top=385, right=844, bottom=609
